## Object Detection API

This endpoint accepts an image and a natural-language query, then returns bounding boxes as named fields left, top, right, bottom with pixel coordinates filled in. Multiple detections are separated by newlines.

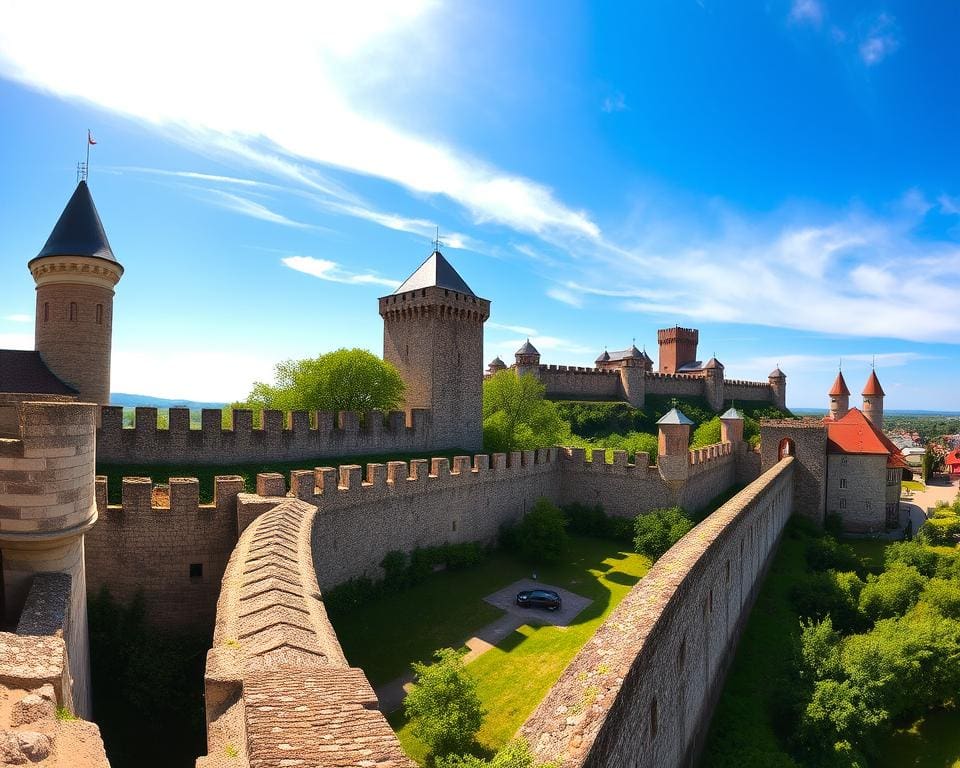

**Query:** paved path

left=374, top=580, right=592, bottom=714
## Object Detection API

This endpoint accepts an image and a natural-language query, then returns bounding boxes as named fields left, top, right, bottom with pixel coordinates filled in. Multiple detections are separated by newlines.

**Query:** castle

left=0, top=180, right=904, bottom=767
left=488, top=327, right=786, bottom=412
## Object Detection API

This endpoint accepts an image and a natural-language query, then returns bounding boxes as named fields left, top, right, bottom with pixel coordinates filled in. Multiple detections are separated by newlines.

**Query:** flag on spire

left=88, top=130, right=97, bottom=146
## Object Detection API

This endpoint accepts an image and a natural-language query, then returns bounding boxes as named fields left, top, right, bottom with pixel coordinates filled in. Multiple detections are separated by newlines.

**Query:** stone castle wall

left=538, top=366, right=623, bottom=400
left=521, top=456, right=795, bottom=768
left=760, top=419, right=826, bottom=525
left=96, top=405, right=434, bottom=465
left=85, top=475, right=244, bottom=631
left=643, top=372, right=705, bottom=398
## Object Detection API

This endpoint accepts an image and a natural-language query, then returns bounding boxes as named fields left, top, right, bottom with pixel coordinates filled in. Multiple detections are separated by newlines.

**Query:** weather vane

left=432, top=226, right=444, bottom=253
left=76, top=129, right=97, bottom=182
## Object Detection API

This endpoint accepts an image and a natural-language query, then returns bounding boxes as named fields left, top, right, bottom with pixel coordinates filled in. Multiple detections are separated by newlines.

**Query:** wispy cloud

left=546, top=287, right=584, bottom=308
left=281, top=255, right=400, bottom=288
left=111, top=166, right=271, bottom=188
left=205, top=189, right=312, bottom=229
left=3, top=314, right=31, bottom=323
left=601, top=91, right=627, bottom=113
left=789, top=0, right=823, bottom=26
left=491, top=335, right=594, bottom=358
left=939, top=194, right=960, bottom=216
left=858, top=13, right=900, bottom=65
left=0, top=2, right=600, bottom=242
left=319, top=200, right=475, bottom=250
left=488, top=321, right=538, bottom=336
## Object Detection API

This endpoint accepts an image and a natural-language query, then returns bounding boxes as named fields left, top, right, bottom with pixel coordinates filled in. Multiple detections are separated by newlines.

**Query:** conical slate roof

left=657, top=407, right=694, bottom=426
left=31, top=181, right=116, bottom=265
left=769, top=366, right=785, bottom=378
left=488, top=356, right=506, bottom=368
left=720, top=407, right=743, bottom=420
left=862, top=370, right=885, bottom=397
left=704, top=357, right=724, bottom=370
left=595, top=350, right=610, bottom=363
left=394, top=250, right=475, bottom=296
left=829, top=371, right=851, bottom=396
left=516, top=338, right=539, bottom=356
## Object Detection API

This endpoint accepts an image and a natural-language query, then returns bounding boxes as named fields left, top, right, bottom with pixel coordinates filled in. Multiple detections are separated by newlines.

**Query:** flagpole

left=85, top=129, right=91, bottom=179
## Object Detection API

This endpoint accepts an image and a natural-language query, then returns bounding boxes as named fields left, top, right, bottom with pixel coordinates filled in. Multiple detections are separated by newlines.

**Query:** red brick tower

left=657, top=326, right=699, bottom=373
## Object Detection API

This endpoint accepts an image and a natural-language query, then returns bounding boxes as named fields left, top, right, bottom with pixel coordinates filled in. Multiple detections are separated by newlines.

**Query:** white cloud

left=939, top=194, right=960, bottom=216
left=206, top=190, right=311, bottom=228
left=112, top=166, right=270, bottom=187
left=319, top=201, right=475, bottom=250
left=789, top=0, right=823, bottom=26
left=3, top=314, right=31, bottom=323
left=282, top=255, right=401, bottom=288
left=601, top=92, right=627, bottom=113
left=858, top=13, right=900, bottom=65
left=0, top=1, right=600, bottom=242
left=488, top=321, right=538, bottom=336
left=491, top=335, right=594, bottom=359
left=0, top=332, right=33, bottom=349
left=547, top=287, right=583, bottom=308
left=112, top=347, right=276, bottom=402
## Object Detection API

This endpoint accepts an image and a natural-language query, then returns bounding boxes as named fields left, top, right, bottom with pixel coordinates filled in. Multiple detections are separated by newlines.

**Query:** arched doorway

left=778, top=437, right=795, bottom=461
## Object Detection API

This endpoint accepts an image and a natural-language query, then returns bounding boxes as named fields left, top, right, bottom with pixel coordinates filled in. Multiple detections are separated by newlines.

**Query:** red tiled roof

left=829, top=371, right=851, bottom=396
left=862, top=370, right=885, bottom=396
left=946, top=450, right=960, bottom=468
left=824, top=407, right=907, bottom=468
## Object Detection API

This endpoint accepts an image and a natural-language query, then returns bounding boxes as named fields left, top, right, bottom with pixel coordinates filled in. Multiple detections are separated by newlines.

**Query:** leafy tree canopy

left=233, top=348, right=405, bottom=414
left=405, top=648, right=485, bottom=758
left=482, top=371, right=571, bottom=452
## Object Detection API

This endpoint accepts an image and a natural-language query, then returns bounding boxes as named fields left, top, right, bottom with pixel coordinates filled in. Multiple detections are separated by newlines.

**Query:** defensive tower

left=514, top=339, right=541, bottom=378
left=380, top=250, right=490, bottom=451
left=828, top=370, right=850, bottom=420
left=768, top=366, right=787, bottom=410
left=862, top=370, right=885, bottom=430
left=29, top=181, right=123, bottom=409
left=657, top=326, right=699, bottom=373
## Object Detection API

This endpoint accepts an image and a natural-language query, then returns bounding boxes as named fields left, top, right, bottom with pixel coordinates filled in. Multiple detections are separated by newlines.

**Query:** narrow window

left=865, top=501, right=872, bottom=511
left=43, top=302, right=49, bottom=322
left=677, top=639, right=686, bottom=673
left=709, top=588, right=714, bottom=613
left=96, top=303, right=103, bottom=325
left=452, top=520, right=457, bottom=532
left=839, top=498, right=847, bottom=510
left=840, top=478, right=847, bottom=490
left=650, top=698, right=658, bottom=739
left=69, top=302, right=78, bottom=322
left=189, top=563, right=203, bottom=580
left=725, top=560, right=731, bottom=585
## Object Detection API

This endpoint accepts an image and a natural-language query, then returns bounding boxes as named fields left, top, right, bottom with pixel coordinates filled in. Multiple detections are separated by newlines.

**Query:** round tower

left=703, top=356, right=725, bottom=411
left=380, top=249, right=490, bottom=451
left=828, top=371, right=850, bottom=421
left=862, top=370, right=885, bottom=431
left=29, top=181, right=123, bottom=408
left=515, top=339, right=541, bottom=379
left=487, top=356, right=507, bottom=375
left=617, top=345, right=646, bottom=408
left=768, top=366, right=787, bottom=410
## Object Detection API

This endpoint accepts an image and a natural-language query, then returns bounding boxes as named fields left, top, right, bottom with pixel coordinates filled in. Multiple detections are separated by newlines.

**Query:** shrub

left=562, top=502, right=608, bottom=537
left=513, top=498, right=569, bottom=564
left=436, top=739, right=537, bottom=768
left=858, top=564, right=927, bottom=622
left=805, top=537, right=859, bottom=573
left=323, top=576, right=379, bottom=616
left=918, top=513, right=960, bottom=546
left=633, top=506, right=693, bottom=561
left=885, top=540, right=939, bottom=577
left=405, top=648, right=485, bottom=757
left=381, top=550, right=409, bottom=590
left=790, top=572, right=865, bottom=633
left=920, top=578, right=960, bottom=619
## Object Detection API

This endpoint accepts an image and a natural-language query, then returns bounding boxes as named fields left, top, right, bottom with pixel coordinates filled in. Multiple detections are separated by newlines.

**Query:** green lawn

left=330, top=536, right=649, bottom=764
left=903, top=480, right=926, bottom=493
left=96, top=449, right=468, bottom=504
left=842, top=537, right=889, bottom=572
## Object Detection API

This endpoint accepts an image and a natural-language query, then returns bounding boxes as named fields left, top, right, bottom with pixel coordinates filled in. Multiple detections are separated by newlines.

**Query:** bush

left=405, top=648, right=485, bottom=758
left=884, top=540, right=939, bottom=577
left=436, top=739, right=537, bottom=768
left=858, top=564, right=927, bottom=622
left=633, top=506, right=693, bottom=561
left=805, top=537, right=860, bottom=573
left=561, top=502, right=633, bottom=542
left=381, top=550, right=409, bottom=590
left=918, top=512, right=960, bottom=546
left=324, top=576, right=379, bottom=616
left=512, top=498, right=569, bottom=564
left=790, top=572, right=865, bottom=634
left=920, top=578, right=960, bottom=619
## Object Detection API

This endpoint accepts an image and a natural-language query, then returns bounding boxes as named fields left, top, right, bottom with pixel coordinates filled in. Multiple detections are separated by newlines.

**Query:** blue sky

left=0, top=0, right=957, bottom=409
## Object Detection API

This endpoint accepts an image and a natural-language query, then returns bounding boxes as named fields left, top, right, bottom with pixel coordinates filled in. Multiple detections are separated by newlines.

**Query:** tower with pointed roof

left=768, top=366, right=787, bottom=410
left=862, top=370, right=885, bottom=431
left=379, top=249, right=490, bottom=451
left=703, top=356, right=725, bottom=411
left=515, top=339, right=541, bottom=379
left=617, top=345, right=646, bottom=408
left=30, top=181, right=123, bottom=410
left=828, top=370, right=850, bottom=421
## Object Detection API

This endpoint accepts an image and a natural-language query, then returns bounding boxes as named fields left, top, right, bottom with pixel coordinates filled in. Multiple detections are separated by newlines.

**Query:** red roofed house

left=823, top=370, right=907, bottom=532
left=946, top=449, right=960, bottom=479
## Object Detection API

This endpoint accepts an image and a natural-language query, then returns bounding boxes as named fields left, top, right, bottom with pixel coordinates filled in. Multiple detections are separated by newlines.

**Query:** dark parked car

left=516, top=589, right=562, bottom=611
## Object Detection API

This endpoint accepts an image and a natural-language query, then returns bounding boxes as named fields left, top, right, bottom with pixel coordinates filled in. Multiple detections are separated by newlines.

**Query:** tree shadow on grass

left=603, top=570, right=641, bottom=587
left=879, top=706, right=960, bottom=768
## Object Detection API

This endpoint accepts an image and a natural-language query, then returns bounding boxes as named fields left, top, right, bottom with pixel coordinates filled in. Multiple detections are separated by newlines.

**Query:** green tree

left=514, top=497, right=569, bottom=564
left=234, top=348, right=405, bottom=414
left=405, top=648, right=485, bottom=757
left=436, top=739, right=539, bottom=768
left=858, top=564, right=927, bottom=622
left=633, top=506, right=694, bottom=561
left=482, top=371, right=571, bottom=452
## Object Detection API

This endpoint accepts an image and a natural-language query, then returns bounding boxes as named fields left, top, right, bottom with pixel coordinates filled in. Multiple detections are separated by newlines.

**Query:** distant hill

left=793, top=407, right=960, bottom=418
left=110, top=393, right=227, bottom=410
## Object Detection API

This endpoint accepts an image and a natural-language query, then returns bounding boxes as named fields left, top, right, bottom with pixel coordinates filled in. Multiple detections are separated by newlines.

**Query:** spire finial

left=432, top=226, right=443, bottom=253
left=872, top=354, right=876, bottom=370
left=839, top=357, right=842, bottom=371
left=77, top=129, right=97, bottom=183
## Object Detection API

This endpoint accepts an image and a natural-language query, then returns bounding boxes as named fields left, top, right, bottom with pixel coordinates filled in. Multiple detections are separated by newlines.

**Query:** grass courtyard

left=329, top=536, right=650, bottom=763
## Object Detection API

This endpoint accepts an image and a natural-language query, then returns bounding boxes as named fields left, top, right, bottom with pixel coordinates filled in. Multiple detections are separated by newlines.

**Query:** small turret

left=828, top=371, right=850, bottom=421
left=487, top=356, right=507, bottom=375
left=618, top=345, right=645, bottom=408
left=515, top=339, right=541, bottom=379
left=862, top=370, right=885, bottom=431
left=30, top=181, right=123, bottom=409
left=768, top=366, right=787, bottom=410
left=657, top=407, right=694, bottom=483
left=720, top=406, right=744, bottom=445
left=703, top=357, right=725, bottom=411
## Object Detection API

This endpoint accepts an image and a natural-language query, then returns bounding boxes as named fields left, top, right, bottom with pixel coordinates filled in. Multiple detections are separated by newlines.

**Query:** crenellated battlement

left=724, top=379, right=771, bottom=387
left=539, top=364, right=619, bottom=375
left=96, top=405, right=436, bottom=465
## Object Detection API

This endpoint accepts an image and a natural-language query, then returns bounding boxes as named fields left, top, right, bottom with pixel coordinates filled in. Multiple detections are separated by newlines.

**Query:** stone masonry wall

left=520, top=456, right=795, bottom=768
left=539, top=366, right=623, bottom=400
left=760, top=419, right=827, bottom=525
left=723, top=381, right=776, bottom=405
left=826, top=453, right=888, bottom=533
left=643, top=373, right=705, bottom=398
left=85, top=475, right=245, bottom=631
left=96, top=405, right=434, bottom=465
left=558, top=443, right=739, bottom=518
